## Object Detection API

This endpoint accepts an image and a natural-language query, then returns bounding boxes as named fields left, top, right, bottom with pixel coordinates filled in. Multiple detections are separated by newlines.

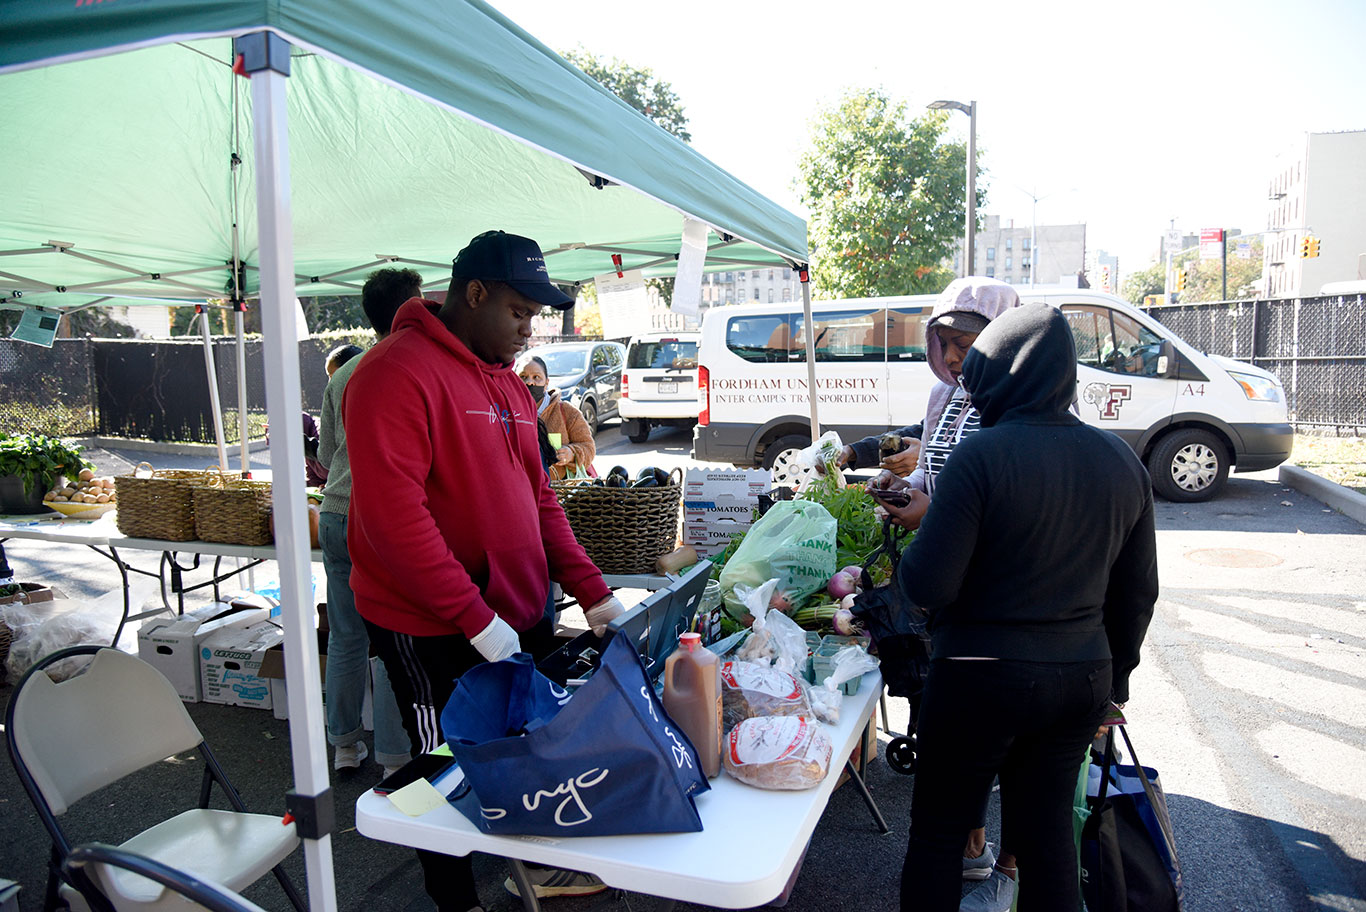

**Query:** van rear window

left=628, top=339, right=698, bottom=369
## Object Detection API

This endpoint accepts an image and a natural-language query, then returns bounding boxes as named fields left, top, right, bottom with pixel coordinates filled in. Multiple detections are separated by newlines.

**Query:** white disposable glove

left=584, top=595, right=627, bottom=636
left=470, top=615, right=521, bottom=663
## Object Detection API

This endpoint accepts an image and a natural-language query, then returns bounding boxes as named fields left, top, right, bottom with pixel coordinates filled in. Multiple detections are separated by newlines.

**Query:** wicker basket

left=191, top=472, right=274, bottom=546
left=114, top=462, right=216, bottom=541
left=551, top=472, right=681, bottom=574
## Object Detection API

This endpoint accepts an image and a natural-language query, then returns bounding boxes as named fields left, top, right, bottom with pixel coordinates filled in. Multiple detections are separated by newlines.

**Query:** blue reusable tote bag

left=439, top=633, right=710, bottom=837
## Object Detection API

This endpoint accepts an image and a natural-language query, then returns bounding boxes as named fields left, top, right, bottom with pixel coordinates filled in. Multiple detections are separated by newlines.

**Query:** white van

left=618, top=331, right=701, bottom=444
left=692, top=290, right=1293, bottom=502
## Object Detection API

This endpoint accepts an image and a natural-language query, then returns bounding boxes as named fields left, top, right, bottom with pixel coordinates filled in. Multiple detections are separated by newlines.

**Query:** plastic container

left=803, top=631, right=822, bottom=683
left=813, top=634, right=872, bottom=695
left=663, top=632, right=723, bottom=778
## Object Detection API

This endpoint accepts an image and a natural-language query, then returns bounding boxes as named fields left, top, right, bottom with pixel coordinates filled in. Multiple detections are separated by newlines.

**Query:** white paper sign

left=595, top=269, right=652, bottom=340
left=1163, top=229, right=1182, bottom=256
left=12, top=307, right=61, bottom=347
left=671, top=218, right=709, bottom=317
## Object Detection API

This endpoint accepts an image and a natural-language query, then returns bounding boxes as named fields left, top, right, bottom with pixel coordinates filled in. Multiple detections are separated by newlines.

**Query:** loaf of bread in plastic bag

left=723, top=716, right=832, bottom=790
left=720, top=661, right=813, bottom=732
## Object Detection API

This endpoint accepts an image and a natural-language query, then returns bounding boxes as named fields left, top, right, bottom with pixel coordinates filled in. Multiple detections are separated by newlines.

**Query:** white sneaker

left=962, top=842, right=996, bottom=881
left=959, top=869, right=1016, bottom=912
left=334, top=740, right=368, bottom=770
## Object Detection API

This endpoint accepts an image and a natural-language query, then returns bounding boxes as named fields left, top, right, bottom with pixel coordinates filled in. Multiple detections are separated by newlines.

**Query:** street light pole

left=929, top=99, right=976, bottom=277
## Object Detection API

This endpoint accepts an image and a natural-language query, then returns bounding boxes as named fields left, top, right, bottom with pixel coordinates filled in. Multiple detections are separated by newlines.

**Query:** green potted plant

left=0, top=433, right=92, bottom=514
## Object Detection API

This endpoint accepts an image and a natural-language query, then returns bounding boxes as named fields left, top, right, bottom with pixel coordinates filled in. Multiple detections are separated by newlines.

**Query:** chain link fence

left=1142, top=293, right=1365, bottom=434
left=0, top=339, right=96, bottom=437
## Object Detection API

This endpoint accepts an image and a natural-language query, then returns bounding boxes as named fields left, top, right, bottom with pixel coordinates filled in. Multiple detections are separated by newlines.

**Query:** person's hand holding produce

left=814, top=445, right=855, bottom=476
left=584, top=595, right=626, bottom=635
left=880, top=438, right=921, bottom=476
left=555, top=446, right=574, bottom=466
left=470, top=615, right=522, bottom=662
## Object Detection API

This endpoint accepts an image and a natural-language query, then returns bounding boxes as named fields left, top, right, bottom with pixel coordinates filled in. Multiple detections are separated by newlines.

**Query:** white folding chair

left=5, top=646, right=305, bottom=912
left=63, top=844, right=270, bottom=912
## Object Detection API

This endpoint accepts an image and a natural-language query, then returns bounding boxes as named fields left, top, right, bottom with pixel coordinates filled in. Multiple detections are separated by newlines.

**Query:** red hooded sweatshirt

left=343, top=299, right=611, bottom=638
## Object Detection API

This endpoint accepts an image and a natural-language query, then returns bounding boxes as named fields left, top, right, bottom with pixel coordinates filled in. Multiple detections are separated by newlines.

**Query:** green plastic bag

left=719, top=499, right=837, bottom=619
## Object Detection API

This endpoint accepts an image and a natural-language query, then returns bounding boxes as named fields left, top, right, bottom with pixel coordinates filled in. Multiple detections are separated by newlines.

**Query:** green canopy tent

left=2, top=3, right=810, bottom=908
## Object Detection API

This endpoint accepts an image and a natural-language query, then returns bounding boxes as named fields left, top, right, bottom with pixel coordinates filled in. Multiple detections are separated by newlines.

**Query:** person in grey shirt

left=318, top=267, right=422, bottom=776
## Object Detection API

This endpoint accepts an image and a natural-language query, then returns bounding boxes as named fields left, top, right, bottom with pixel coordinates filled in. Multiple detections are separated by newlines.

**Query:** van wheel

left=628, top=427, right=650, bottom=444
left=1147, top=429, right=1228, bottom=502
left=579, top=399, right=598, bottom=434
left=763, top=434, right=813, bottom=489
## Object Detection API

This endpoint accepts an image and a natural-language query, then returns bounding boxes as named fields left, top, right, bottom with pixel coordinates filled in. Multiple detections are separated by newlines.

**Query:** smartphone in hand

left=867, top=486, right=912, bottom=508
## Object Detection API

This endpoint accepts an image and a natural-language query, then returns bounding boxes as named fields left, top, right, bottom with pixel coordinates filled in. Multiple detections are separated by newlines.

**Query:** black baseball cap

left=452, top=230, right=574, bottom=310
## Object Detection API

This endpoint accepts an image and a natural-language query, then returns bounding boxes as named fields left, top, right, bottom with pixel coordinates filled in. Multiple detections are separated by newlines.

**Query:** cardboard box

left=683, top=495, right=759, bottom=524
left=684, top=518, right=751, bottom=558
left=683, top=467, right=769, bottom=500
left=138, top=602, right=272, bottom=702
left=261, top=648, right=374, bottom=727
left=199, top=621, right=284, bottom=709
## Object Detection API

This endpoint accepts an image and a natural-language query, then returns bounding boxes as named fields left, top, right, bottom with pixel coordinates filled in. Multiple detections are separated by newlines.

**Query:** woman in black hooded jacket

left=896, top=302, right=1159, bottom=912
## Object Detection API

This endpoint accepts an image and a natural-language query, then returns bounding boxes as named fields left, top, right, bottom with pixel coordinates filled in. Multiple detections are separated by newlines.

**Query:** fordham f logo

left=1082, top=382, right=1132, bottom=420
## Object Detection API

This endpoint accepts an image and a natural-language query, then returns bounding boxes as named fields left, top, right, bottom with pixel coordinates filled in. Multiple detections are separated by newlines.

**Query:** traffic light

left=1300, top=236, right=1313, bottom=258
left=1176, top=268, right=1187, bottom=291
left=1307, top=236, right=1321, bottom=258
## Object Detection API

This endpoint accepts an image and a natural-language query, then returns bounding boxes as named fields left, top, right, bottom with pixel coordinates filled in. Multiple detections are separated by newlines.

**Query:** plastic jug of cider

left=662, top=632, right=722, bottom=778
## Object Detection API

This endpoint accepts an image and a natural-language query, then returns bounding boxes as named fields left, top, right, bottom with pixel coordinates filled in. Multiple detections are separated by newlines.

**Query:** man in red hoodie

left=344, top=230, right=623, bottom=912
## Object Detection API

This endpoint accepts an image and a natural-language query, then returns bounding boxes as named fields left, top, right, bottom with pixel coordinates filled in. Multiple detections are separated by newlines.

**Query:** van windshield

left=629, top=339, right=698, bottom=369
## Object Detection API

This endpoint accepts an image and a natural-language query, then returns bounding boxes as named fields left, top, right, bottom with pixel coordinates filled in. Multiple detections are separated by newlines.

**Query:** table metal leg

left=506, top=859, right=544, bottom=912
left=844, top=759, right=890, bottom=835
left=879, top=689, right=890, bottom=733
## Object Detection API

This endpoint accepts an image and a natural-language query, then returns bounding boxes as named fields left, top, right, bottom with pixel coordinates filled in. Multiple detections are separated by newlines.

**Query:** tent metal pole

left=246, top=36, right=337, bottom=912
left=197, top=305, right=231, bottom=472
left=800, top=267, right=819, bottom=439
left=234, top=305, right=251, bottom=476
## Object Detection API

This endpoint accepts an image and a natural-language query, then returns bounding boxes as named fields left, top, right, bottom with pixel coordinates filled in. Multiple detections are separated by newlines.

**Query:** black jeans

left=365, top=616, right=558, bottom=912
left=900, top=657, right=1111, bottom=912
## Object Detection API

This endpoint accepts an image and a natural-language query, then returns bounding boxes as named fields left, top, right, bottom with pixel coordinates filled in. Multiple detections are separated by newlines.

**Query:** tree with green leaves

left=1122, top=261, right=1166, bottom=306
left=1176, top=237, right=1264, bottom=302
left=562, top=47, right=690, bottom=312
left=797, top=88, right=981, bottom=297
left=561, top=47, right=691, bottom=142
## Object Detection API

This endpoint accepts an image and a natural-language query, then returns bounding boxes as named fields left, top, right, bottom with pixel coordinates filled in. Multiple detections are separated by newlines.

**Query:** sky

left=493, top=0, right=1364, bottom=279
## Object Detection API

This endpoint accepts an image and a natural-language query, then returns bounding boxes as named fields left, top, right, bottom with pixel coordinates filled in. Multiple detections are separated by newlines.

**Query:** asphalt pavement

left=1, top=427, right=1363, bottom=911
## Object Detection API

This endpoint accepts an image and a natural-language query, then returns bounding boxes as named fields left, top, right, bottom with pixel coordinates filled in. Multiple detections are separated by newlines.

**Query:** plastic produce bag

left=795, top=430, right=846, bottom=492
left=808, top=646, right=880, bottom=725
left=734, top=580, right=811, bottom=675
left=719, top=499, right=837, bottom=619
left=3, top=576, right=160, bottom=681
left=720, top=659, right=814, bottom=732
left=724, top=716, right=833, bottom=790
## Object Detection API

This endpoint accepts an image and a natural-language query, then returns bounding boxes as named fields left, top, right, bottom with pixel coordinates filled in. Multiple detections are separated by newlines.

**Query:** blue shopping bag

left=439, top=633, right=710, bottom=837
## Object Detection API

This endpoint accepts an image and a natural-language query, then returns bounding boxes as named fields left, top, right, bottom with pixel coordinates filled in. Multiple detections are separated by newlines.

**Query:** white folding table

left=356, top=671, right=887, bottom=912
left=0, top=513, right=323, bottom=646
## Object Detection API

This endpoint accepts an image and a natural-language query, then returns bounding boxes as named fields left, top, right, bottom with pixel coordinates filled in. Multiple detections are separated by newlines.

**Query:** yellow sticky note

left=548, top=432, right=562, bottom=449
left=387, top=778, right=448, bottom=817
left=431, top=743, right=453, bottom=757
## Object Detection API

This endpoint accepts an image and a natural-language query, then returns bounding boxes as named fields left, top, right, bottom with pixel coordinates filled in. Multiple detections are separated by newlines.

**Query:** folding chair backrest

left=11, top=648, right=204, bottom=815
